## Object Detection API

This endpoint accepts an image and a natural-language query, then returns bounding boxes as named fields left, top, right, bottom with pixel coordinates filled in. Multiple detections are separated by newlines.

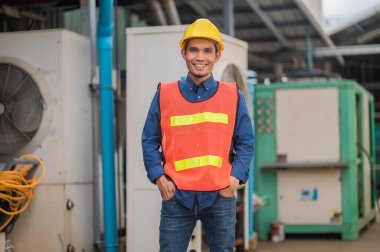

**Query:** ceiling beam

left=235, top=20, right=309, bottom=30
left=209, top=3, right=297, bottom=15
left=182, top=0, right=208, bottom=19
left=209, top=7, right=253, bottom=15
left=0, top=4, right=45, bottom=20
left=244, top=34, right=320, bottom=43
left=180, top=0, right=225, bottom=29
left=357, top=27, right=380, bottom=44
left=244, top=0, right=291, bottom=48
left=315, top=44, right=380, bottom=57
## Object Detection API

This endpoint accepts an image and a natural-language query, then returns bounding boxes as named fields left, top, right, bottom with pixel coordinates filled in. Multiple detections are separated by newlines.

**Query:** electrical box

left=254, top=80, right=377, bottom=240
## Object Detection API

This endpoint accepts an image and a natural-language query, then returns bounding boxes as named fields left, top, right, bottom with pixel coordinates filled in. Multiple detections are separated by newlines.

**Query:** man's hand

left=156, top=175, right=176, bottom=200
left=219, top=176, right=240, bottom=198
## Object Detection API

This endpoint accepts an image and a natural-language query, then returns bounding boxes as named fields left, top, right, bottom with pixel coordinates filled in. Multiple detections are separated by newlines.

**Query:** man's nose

left=195, top=52, right=205, bottom=60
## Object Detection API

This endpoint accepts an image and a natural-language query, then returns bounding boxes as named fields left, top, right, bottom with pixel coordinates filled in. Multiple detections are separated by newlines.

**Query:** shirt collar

left=185, top=74, right=215, bottom=91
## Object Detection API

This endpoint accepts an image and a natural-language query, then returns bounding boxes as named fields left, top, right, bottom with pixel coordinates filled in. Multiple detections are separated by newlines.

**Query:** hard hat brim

left=179, top=37, right=224, bottom=52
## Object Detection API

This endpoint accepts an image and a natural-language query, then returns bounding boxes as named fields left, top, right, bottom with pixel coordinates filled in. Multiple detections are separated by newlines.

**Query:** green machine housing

left=254, top=80, right=377, bottom=241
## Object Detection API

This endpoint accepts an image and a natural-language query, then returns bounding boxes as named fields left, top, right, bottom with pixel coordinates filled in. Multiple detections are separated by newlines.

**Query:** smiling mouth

left=193, top=63, right=207, bottom=70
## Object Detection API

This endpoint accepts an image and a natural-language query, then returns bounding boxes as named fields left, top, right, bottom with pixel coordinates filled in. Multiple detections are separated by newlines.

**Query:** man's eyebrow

left=188, top=45, right=214, bottom=51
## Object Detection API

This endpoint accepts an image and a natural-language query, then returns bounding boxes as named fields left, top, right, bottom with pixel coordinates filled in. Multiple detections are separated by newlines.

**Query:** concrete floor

left=255, top=215, right=380, bottom=252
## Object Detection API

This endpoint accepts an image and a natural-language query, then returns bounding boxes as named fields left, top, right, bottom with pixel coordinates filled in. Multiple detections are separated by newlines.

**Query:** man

left=142, top=18, right=254, bottom=252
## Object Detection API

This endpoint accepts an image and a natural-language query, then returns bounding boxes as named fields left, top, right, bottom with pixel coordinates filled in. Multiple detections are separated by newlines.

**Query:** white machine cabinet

left=0, top=30, right=93, bottom=251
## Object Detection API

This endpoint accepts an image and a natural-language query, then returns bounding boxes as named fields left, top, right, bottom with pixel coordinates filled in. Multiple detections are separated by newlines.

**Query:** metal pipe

left=315, top=44, right=380, bottom=57
left=80, top=0, right=102, bottom=247
left=246, top=76, right=255, bottom=242
left=97, top=0, right=118, bottom=251
left=80, top=0, right=97, bottom=77
left=90, top=68, right=101, bottom=251
left=90, top=81, right=102, bottom=250
left=306, top=27, right=314, bottom=71
left=145, top=0, right=167, bottom=25
left=113, top=1, right=126, bottom=235
left=224, top=0, right=234, bottom=36
left=159, top=0, right=181, bottom=25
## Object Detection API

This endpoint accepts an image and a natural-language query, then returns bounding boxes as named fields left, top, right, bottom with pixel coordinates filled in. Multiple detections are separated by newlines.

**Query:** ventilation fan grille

left=220, top=64, right=244, bottom=86
left=0, top=63, right=43, bottom=155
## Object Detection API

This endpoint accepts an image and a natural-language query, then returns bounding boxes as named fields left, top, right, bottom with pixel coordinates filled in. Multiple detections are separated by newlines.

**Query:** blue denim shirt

left=142, top=74, right=254, bottom=209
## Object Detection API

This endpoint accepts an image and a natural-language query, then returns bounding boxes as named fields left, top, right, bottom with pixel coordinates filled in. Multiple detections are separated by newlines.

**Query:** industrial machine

left=254, top=80, right=377, bottom=240
left=0, top=30, right=94, bottom=251
left=126, top=25, right=251, bottom=251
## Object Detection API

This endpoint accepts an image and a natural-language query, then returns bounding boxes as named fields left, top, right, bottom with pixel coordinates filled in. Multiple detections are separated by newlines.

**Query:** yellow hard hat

left=179, top=18, right=224, bottom=52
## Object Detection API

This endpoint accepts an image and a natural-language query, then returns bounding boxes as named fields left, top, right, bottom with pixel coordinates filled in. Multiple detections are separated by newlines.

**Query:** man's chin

left=191, top=72, right=209, bottom=79
left=193, top=74, right=207, bottom=79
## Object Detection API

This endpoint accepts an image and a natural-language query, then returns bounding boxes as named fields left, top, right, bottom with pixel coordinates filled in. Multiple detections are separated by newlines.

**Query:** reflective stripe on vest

left=159, top=81, right=238, bottom=191
left=174, top=155, right=222, bottom=171
left=170, top=112, right=228, bottom=126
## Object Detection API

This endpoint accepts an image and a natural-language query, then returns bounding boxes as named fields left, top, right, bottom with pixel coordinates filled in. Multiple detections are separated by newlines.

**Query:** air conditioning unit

left=254, top=80, right=377, bottom=240
left=126, top=25, right=250, bottom=252
left=0, top=29, right=94, bottom=251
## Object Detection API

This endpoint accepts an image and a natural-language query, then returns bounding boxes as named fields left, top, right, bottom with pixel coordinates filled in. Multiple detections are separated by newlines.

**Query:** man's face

left=181, top=38, right=221, bottom=84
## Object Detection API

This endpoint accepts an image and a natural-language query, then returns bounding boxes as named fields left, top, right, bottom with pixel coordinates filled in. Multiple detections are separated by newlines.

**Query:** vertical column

left=80, top=0, right=97, bottom=77
left=80, top=0, right=101, bottom=249
left=224, top=0, right=234, bottom=36
left=306, top=26, right=314, bottom=71
left=339, top=85, right=359, bottom=240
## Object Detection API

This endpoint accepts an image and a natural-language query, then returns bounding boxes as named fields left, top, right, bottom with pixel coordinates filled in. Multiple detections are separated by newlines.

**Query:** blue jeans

left=159, top=194, right=237, bottom=252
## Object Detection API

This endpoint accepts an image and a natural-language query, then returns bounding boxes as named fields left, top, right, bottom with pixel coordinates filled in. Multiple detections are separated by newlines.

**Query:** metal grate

left=0, top=63, right=43, bottom=155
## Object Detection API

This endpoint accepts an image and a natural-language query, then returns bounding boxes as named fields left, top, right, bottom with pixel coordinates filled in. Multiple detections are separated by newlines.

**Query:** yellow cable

left=0, top=154, right=46, bottom=232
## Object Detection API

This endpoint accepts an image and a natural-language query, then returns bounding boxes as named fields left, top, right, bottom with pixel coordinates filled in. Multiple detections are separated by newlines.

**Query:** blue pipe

left=248, top=160, right=254, bottom=239
left=97, top=0, right=118, bottom=251
left=247, top=78, right=255, bottom=241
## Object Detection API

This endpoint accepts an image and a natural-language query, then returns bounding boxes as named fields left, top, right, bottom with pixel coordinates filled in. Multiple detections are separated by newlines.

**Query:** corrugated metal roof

left=1, top=0, right=339, bottom=80
left=129, top=0, right=340, bottom=78
left=329, top=4, right=380, bottom=45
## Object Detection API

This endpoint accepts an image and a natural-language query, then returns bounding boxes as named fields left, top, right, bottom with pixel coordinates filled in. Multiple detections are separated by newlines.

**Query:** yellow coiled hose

left=0, top=154, right=46, bottom=232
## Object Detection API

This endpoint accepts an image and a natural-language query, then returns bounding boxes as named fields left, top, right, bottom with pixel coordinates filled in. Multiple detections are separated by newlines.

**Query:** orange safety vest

left=159, top=81, right=238, bottom=191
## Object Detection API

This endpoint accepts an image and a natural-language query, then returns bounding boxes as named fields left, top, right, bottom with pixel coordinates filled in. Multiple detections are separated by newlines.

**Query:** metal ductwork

left=159, top=0, right=181, bottom=25
left=144, top=0, right=167, bottom=25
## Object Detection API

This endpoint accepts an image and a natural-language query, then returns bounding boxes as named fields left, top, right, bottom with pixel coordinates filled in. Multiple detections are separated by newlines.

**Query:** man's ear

left=215, top=51, right=221, bottom=63
left=181, top=49, right=186, bottom=60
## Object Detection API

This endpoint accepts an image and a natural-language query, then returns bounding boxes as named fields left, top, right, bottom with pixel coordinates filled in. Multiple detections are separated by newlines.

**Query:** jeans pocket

left=162, top=194, right=176, bottom=202
left=218, top=192, right=235, bottom=199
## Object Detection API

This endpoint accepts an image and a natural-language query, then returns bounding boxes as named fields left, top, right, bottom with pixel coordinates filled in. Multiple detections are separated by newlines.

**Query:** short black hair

left=183, top=39, right=219, bottom=54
